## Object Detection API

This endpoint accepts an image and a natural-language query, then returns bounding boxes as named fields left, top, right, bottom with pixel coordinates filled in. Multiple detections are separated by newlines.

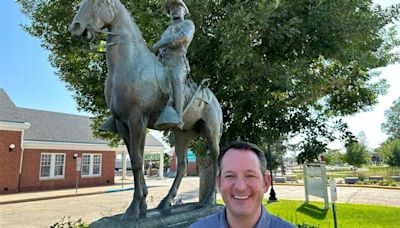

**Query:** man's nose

left=234, top=177, right=247, bottom=191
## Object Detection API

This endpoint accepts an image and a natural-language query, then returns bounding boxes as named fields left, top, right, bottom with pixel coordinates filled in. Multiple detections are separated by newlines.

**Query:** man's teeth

left=233, top=195, right=250, bottom=200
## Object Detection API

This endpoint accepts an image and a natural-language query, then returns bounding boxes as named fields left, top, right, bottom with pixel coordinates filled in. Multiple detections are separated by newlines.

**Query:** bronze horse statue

left=69, top=0, right=222, bottom=220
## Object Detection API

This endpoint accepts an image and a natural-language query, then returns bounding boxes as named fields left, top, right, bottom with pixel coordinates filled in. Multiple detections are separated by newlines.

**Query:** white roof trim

left=0, top=121, right=31, bottom=131
left=23, top=141, right=165, bottom=152
left=24, top=140, right=115, bottom=151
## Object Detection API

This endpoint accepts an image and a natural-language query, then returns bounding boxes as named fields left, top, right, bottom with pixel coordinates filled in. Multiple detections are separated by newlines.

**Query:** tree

left=388, top=144, right=400, bottom=167
left=344, top=142, right=369, bottom=168
left=17, top=0, right=400, bottom=161
left=264, top=141, right=285, bottom=174
left=378, top=139, right=400, bottom=166
left=325, top=149, right=344, bottom=166
left=381, top=97, right=400, bottom=140
left=357, top=131, right=369, bottom=148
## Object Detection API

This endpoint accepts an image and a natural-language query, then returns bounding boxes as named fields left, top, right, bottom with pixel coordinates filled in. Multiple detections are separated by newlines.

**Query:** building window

left=40, top=153, right=65, bottom=179
left=82, top=154, right=102, bottom=177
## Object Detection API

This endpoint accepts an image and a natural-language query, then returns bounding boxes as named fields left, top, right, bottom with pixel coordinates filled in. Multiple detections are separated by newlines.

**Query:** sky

left=0, top=0, right=399, bottom=150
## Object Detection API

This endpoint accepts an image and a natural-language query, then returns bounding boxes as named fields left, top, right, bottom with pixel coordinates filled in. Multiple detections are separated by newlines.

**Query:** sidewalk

left=0, top=176, right=169, bottom=205
left=1, top=176, right=400, bottom=207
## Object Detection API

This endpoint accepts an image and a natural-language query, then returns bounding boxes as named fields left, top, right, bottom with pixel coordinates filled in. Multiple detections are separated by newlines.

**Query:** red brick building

left=169, top=149, right=198, bottom=176
left=0, top=89, right=117, bottom=193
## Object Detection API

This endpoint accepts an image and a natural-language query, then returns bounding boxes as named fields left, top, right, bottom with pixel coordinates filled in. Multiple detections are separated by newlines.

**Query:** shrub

left=50, top=217, right=88, bottom=228
left=357, top=173, right=366, bottom=181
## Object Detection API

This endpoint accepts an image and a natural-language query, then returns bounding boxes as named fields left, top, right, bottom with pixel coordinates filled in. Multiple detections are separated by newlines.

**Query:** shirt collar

left=221, top=205, right=270, bottom=228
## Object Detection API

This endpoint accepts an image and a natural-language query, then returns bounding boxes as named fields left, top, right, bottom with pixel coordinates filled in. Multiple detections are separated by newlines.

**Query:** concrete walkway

left=1, top=177, right=399, bottom=207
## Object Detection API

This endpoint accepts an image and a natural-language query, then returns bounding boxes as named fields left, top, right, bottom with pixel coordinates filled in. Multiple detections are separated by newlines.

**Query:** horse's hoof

left=140, top=201, right=147, bottom=213
left=200, top=195, right=216, bottom=205
left=156, top=204, right=170, bottom=210
left=122, top=206, right=140, bottom=220
left=156, top=199, right=171, bottom=210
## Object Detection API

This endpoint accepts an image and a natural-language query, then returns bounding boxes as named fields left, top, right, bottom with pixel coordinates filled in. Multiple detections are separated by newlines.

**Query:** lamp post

left=268, top=143, right=277, bottom=202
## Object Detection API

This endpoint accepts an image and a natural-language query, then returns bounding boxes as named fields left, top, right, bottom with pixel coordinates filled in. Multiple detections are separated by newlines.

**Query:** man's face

left=217, top=148, right=270, bottom=219
left=170, top=5, right=185, bottom=20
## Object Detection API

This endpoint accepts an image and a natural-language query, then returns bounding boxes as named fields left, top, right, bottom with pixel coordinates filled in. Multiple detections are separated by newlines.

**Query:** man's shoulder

left=266, top=213, right=297, bottom=228
left=189, top=212, right=222, bottom=228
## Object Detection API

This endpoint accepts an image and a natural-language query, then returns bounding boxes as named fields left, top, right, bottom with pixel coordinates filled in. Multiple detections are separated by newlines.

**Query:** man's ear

left=263, top=173, right=271, bottom=193
left=216, top=175, right=221, bottom=190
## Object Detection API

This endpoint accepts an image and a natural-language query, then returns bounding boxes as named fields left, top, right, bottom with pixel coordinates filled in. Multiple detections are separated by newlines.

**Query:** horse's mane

left=111, top=0, right=150, bottom=50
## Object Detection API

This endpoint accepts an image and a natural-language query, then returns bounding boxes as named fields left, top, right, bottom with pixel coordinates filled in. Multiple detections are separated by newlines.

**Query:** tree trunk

left=198, top=156, right=214, bottom=202
left=280, top=155, right=286, bottom=175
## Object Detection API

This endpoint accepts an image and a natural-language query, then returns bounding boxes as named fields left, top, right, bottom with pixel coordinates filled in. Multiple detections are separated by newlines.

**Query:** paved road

left=1, top=177, right=399, bottom=227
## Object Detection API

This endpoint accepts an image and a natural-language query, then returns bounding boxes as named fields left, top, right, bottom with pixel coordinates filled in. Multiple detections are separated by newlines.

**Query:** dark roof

left=0, top=89, right=26, bottom=123
left=0, top=89, right=164, bottom=147
left=18, top=108, right=164, bottom=147
left=19, top=107, right=106, bottom=144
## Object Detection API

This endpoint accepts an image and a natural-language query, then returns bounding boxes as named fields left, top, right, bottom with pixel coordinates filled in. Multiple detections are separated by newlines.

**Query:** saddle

left=154, top=76, right=212, bottom=130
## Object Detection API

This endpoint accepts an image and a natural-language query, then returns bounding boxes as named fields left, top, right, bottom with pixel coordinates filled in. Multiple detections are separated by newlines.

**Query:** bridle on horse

left=83, top=0, right=120, bottom=45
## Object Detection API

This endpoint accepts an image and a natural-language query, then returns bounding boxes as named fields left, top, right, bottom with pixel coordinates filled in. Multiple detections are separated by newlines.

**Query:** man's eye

left=225, top=175, right=234, bottom=178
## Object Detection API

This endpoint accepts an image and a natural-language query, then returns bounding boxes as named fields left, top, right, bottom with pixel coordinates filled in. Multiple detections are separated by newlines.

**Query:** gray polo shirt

left=189, top=206, right=297, bottom=228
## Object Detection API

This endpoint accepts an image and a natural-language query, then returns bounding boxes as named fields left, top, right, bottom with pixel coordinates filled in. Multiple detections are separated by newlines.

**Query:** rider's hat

left=164, top=0, right=189, bottom=15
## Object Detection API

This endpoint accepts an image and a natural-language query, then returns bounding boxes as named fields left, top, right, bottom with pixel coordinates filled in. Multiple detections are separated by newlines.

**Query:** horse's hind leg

left=157, top=130, right=194, bottom=209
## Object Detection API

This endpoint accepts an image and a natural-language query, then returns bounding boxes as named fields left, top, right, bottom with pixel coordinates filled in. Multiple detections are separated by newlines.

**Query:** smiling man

left=190, top=141, right=296, bottom=228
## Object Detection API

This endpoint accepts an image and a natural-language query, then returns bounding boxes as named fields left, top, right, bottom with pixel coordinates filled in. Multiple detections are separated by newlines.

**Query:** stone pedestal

left=89, top=203, right=224, bottom=228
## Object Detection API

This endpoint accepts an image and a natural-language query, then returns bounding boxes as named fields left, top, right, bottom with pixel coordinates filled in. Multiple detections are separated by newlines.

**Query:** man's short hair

left=218, top=141, right=267, bottom=175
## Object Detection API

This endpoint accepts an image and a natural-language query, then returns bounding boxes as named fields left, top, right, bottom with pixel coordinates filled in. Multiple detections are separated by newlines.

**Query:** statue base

left=89, top=203, right=224, bottom=228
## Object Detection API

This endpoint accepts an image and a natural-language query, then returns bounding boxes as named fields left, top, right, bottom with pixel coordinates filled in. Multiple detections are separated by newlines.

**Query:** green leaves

left=378, top=139, right=400, bottom=167
left=16, top=0, right=399, bottom=152
left=381, top=97, right=400, bottom=140
left=344, top=142, right=369, bottom=168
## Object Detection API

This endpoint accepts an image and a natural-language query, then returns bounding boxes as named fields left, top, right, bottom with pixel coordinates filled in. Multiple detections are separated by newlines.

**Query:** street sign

left=330, top=179, right=338, bottom=203
left=76, top=157, right=81, bottom=171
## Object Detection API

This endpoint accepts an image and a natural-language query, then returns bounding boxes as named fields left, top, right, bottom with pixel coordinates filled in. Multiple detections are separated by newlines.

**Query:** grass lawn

left=326, top=166, right=400, bottom=178
left=293, top=166, right=400, bottom=185
left=264, top=199, right=400, bottom=228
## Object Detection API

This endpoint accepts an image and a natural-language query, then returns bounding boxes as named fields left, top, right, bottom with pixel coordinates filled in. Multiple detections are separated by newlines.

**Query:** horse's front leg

left=121, top=118, right=148, bottom=220
left=157, top=131, right=193, bottom=209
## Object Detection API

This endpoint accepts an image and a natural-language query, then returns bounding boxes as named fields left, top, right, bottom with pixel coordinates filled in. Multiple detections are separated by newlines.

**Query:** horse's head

left=69, top=0, right=117, bottom=40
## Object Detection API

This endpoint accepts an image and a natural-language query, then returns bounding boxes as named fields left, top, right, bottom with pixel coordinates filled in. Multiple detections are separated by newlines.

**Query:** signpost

left=75, top=157, right=81, bottom=194
left=303, top=163, right=329, bottom=209
left=330, top=179, right=338, bottom=228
